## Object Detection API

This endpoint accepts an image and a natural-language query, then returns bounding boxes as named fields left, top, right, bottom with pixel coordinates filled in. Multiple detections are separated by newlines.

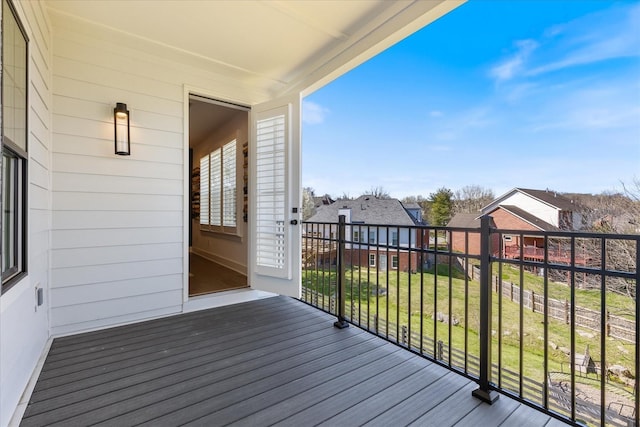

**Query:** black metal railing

left=301, top=216, right=639, bottom=427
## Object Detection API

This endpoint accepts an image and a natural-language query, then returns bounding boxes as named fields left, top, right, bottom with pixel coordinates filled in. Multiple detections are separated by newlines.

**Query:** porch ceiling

left=44, top=0, right=463, bottom=102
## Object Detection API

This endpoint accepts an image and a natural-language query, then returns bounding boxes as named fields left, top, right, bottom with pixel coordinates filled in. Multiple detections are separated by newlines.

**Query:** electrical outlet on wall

left=34, top=284, right=43, bottom=311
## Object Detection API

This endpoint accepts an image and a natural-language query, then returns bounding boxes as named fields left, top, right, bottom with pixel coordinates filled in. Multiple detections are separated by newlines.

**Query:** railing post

left=472, top=215, right=499, bottom=404
left=334, top=215, right=349, bottom=329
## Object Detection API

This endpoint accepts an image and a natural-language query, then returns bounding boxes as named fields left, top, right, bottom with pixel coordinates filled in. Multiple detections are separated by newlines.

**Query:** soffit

left=45, top=0, right=462, bottom=102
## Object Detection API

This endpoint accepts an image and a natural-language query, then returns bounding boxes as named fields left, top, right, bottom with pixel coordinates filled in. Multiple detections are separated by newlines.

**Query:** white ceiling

left=189, top=99, right=246, bottom=146
left=45, top=0, right=463, bottom=102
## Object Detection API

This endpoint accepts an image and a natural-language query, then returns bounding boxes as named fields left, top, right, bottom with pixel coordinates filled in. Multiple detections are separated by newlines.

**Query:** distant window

left=391, top=230, right=398, bottom=246
left=353, top=230, right=359, bottom=242
left=200, top=139, right=237, bottom=232
left=369, top=230, right=375, bottom=244
left=369, top=253, right=376, bottom=267
left=2, top=0, right=28, bottom=293
left=392, top=255, right=398, bottom=269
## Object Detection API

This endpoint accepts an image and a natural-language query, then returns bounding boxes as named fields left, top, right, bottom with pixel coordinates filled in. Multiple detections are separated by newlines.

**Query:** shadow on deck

left=20, top=296, right=568, bottom=426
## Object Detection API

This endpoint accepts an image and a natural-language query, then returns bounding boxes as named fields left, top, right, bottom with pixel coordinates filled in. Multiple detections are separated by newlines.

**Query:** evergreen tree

left=428, top=187, right=454, bottom=226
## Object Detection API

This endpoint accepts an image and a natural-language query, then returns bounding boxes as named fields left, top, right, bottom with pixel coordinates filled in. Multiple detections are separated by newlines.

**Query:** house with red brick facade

left=448, top=188, right=581, bottom=260
left=306, top=195, right=424, bottom=271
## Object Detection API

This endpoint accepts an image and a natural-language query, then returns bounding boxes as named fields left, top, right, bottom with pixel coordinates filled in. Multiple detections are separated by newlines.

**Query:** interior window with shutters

left=199, top=139, right=237, bottom=233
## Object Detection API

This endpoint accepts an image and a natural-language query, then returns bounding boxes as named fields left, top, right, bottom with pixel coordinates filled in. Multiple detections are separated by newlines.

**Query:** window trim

left=369, top=253, right=376, bottom=267
left=391, top=255, right=399, bottom=270
left=1, top=0, right=29, bottom=294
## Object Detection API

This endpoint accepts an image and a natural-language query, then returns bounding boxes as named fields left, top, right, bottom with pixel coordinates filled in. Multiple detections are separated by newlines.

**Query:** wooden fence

left=467, top=264, right=636, bottom=343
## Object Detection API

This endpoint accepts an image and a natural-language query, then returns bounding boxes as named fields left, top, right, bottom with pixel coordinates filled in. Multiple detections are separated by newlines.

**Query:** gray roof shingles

left=307, top=195, right=417, bottom=226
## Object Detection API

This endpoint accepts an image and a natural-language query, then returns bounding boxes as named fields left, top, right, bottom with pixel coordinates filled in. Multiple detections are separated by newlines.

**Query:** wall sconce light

left=114, top=102, right=130, bottom=156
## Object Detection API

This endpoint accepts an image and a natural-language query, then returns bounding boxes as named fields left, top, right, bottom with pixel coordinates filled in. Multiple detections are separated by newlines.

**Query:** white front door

left=248, top=94, right=301, bottom=297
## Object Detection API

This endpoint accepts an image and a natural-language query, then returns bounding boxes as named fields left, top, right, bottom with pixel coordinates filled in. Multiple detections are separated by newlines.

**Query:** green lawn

left=302, top=265, right=636, bottom=397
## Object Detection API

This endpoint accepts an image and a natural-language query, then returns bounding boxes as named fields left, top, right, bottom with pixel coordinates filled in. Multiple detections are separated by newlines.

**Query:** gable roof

left=517, top=188, right=576, bottom=211
left=307, top=195, right=418, bottom=226
left=492, top=205, right=559, bottom=231
left=401, top=202, right=421, bottom=210
left=447, top=213, right=481, bottom=228
left=482, top=187, right=576, bottom=213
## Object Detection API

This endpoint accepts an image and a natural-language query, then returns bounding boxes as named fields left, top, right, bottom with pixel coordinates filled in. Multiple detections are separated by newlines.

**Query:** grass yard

left=302, top=264, right=636, bottom=400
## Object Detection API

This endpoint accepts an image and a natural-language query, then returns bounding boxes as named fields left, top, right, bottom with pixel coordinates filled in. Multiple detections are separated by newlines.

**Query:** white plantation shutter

left=222, top=139, right=237, bottom=227
left=250, top=94, right=300, bottom=297
left=210, top=148, right=222, bottom=226
left=256, top=114, right=287, bottom=272
left=199, top=155, right=210, bottom=228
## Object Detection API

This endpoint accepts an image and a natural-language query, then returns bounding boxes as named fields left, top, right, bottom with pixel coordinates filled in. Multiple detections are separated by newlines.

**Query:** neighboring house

left=447, top=213, right=499, bottom=256
left=482, top=188, right=581, bottom=231
left=313, top=194, right=335, bottom=209
left=448, top=188, right=582, bottom=262
left=0, top=1, right=464, bottom=425
left=306, top=196, right=424, bottom=271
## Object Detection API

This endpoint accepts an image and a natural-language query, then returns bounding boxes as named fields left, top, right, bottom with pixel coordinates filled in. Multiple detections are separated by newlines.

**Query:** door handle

left=290, top=219, right=298, bottom=225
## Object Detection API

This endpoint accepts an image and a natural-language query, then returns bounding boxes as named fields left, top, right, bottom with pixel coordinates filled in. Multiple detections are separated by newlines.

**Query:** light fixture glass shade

left=114, top=102, right=130, bottom=155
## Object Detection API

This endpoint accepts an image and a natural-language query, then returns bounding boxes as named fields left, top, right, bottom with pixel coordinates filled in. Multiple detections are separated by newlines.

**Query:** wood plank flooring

left=189, top=253, right=247, bottom=296
left=20, top=296, right=567, bottom=426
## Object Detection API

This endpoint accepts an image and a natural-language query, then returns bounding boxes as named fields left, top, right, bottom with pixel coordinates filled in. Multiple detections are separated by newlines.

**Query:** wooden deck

left=20, top=296, right=568, bottom=426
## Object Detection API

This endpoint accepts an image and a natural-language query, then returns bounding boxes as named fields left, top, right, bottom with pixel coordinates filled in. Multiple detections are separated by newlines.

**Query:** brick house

left=306, top=195, right=425, bottom=271
left=448, top=188, right=580, bottom=260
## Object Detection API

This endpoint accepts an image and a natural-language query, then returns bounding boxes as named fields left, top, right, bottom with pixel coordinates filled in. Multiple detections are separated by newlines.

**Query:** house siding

left=0, top=1, right=52, bottom=426
left=490, top=207, right=541, bottom=232
left=484, top=192, right=559, bottom=227
left=48, top=17, right=259, bottom=335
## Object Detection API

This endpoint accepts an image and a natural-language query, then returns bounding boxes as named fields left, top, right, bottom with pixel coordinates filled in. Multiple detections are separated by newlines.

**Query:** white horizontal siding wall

left=49, top=18, right=265, bottom=335
left=0, top=1, right=52, bottom=426
left=500, top=192, right=559, bottom=227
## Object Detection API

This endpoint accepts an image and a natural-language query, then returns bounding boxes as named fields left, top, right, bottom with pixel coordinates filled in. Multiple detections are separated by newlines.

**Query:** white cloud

left=429, top=110, right=444, bottom=118
left=489, top=39, right=538, bottom=82
left=302, top=101, right=330, bottom=125
left=491, top=3, right=640, bottom=82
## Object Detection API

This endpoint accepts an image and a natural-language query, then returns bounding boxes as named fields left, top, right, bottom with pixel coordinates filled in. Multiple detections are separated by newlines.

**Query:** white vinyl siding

left=255, top=114, right=286, bottom=271
left=1, top=1, right=52, bottom=426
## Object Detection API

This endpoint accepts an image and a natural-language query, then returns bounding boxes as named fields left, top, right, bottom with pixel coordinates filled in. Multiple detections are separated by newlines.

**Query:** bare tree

left=302, top=187, right=316, bottom=220
left=364, top=186, right=391, bottom=199
left=570, top=181, right=639, bottom=298
left=453, top=185, right=495, bottom=214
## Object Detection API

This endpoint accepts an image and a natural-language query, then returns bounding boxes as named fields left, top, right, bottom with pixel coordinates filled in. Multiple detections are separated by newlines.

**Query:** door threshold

left=183, top=288, right=277, bottom=313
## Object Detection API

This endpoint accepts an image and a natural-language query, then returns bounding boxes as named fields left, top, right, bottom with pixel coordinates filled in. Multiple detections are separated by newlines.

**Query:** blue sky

left=302, top=1, right=640, bottom=200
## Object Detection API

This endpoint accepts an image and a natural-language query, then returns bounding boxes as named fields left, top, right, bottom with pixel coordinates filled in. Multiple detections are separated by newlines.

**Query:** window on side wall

left=391, top=255, right=398, bottom=269
left=200, top=139, right=237, bottom=234
left=391, top=230, right=399, bottom=246
left=369, top=253, right=376, bottom=267
left=1, top=0, right=28, bottom=293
